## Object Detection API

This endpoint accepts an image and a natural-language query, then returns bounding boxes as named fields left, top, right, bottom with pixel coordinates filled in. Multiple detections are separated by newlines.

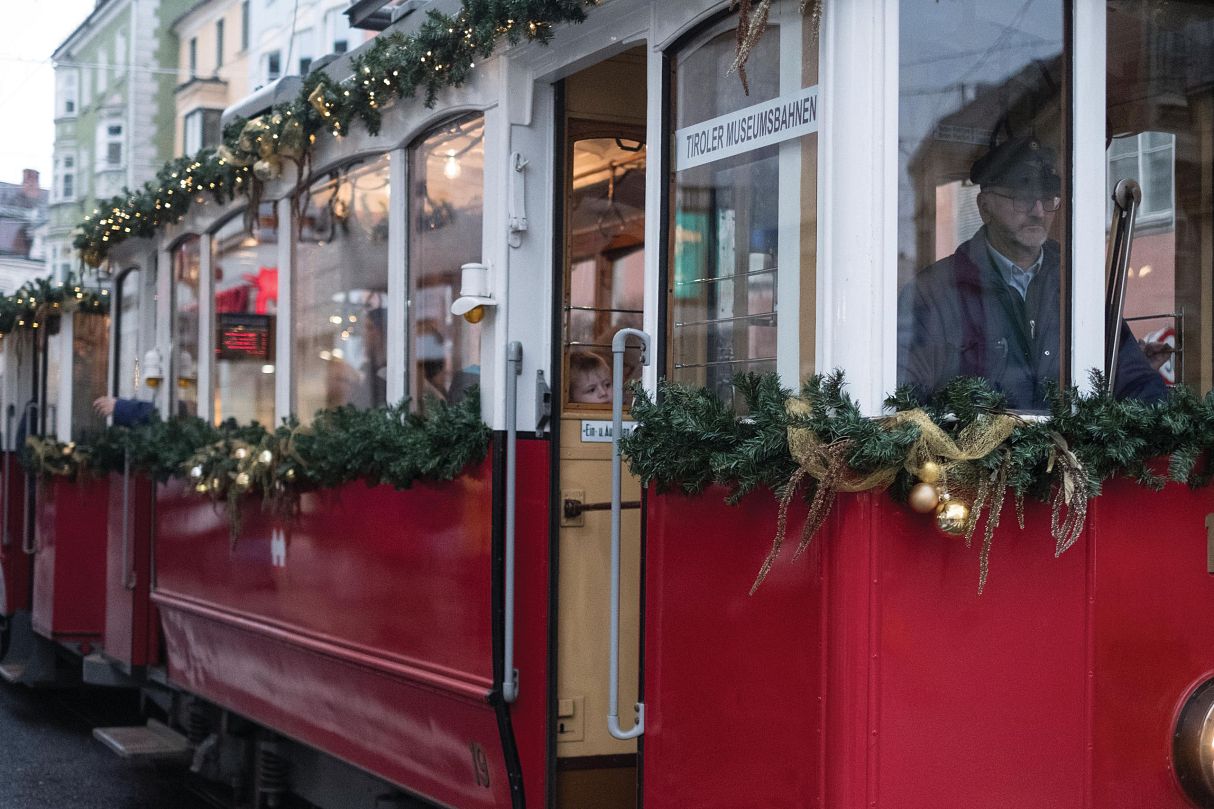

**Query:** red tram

left=2, top=1, right=1214, bottom=807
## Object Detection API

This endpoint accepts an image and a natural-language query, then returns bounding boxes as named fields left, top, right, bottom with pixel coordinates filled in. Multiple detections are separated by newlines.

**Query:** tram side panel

left=1090, top=477, right=1214, bottom=807
left=643, top=486, right=826, bottom=809
left=103, top=472, right=159, bottom=669
left=31, top=476, right=109, bottom=647
left=0, top=452, right=31, bottom=618
left=153, top=442, right=552, bottom=809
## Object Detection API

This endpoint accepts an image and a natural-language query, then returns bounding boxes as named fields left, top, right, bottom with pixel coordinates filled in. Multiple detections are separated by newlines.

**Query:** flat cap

left=970, top=136, right=1061, bottom=194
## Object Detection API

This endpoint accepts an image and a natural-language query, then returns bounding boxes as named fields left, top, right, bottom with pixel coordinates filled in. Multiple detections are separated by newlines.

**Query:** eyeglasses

left=985, top=190, right=1062, bottom=213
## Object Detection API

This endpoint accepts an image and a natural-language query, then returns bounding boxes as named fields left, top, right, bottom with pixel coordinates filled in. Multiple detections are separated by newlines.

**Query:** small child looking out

left=568, top=351, right=612, bottom=404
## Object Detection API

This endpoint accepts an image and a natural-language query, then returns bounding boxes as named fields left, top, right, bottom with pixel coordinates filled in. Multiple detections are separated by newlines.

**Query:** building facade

left=171, top=0, right=251, bottom=156
left=0, top=170, right=49, bottom=294
left=246, top=0, right=366, bottom=91
left=48, top=0, right=192, bottom=280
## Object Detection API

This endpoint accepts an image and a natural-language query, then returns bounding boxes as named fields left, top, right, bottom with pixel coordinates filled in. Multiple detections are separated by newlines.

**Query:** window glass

left=408, top=114, right=484, bottom=411
left=563, top=133, right=645, bottom=408
left=1107, top=1, right=1214, bottom=391
left=172, top=237, right=200, bottom=417
left=115, top=269, right=141, bottom=398
left=670, top=19, right=817, bottom=409
left=896, top=0, right=1065, bottom=411
left=71, top=313, right=109, bottom=441
left=295, top=155, right=391, bottom=418
left=211, top=205, right=277, bottom=426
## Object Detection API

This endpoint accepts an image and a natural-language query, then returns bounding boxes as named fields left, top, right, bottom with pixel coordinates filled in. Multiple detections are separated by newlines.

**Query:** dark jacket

left=898, top=229, right=1165, bottom=409
left=113, top=398, right=156, bottom=427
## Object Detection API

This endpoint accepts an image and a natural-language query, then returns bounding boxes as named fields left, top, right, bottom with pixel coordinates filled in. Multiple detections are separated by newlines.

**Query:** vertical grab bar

left=1, top=406, right=12, bottom=547
left=502, top=341, right=522, bottom=703
left=1105, top=178, right=1141, bottom=392
left=21, top=401, right=37, bottom=556
left=122, top=450, right=136, bottom=590
left=607, top=328, right=650, bottom=741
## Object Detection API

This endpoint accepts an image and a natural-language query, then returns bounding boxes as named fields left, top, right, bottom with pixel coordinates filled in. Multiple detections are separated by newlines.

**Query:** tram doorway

left=552, top=47, right=647, bottom=809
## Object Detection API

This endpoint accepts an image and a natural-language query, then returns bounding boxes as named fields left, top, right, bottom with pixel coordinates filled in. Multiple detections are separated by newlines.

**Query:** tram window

left=407, top=114, right=484, bottom=412
left=115, top=269, right=141, bottom=398
left=563, top=132, right=645, bottom=408
left=172, top=236, right=201, bottom=418
left=1107, top=1, right=1214, bottom=391
left=71, top=313, right=109, bottom=441
left=896, top=0, right=1070, bottom=412
left=295, top=155, right=390, bottom=419
left=670, top=17, right=818, bottom=408
left=211, top=205, right=277, bottom=426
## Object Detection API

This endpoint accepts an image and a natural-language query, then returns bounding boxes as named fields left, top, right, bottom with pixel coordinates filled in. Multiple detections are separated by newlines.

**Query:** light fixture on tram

left=142, top=348, right=163, bottom=389
left=451, top=262, right=495, bottom=324
left=1174, top=678, right=1214, bottom=807
left=443, top=150, right=461, bottom=180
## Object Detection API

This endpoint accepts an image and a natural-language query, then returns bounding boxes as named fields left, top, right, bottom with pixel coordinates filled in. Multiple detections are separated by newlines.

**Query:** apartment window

left=1107, top=132, right=1175, bottom=228
left=241, top=1, right=249, bottom=51
left=266, top=51, right=281, bottom=83
left=300, top=57, right=312, bottom=74
left=183, top=108, right=222, bottom=154
left=58, top=71, right=78, bottom=117
left=216, top=20, right=225, bottom=67
left=105, top=124, right=124, bottom=167
left=325, top=8, right=351, bottom=54
left=189, top=37, right=197, bottom=77
left=60, top=156, right=75, bottom=201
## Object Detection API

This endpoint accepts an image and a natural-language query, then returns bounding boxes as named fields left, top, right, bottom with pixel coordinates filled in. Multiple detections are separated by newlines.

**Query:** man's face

left=978, top=185, right=1058, bottom=261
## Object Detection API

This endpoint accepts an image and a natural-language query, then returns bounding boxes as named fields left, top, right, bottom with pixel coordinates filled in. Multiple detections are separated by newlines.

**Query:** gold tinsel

left=752, top=398, right=1089, bottom=594
left=728, top=0, right=822, bottom=95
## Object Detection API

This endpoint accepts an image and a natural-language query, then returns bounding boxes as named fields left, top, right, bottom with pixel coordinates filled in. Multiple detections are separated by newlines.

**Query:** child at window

left=568, top=351, right=612, bottom=404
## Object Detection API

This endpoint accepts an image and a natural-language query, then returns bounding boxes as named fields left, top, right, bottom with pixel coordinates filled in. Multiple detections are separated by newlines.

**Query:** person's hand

left=93, top=396, right=116, bottom=417
left=1140, top=340, right=1174, bottom=371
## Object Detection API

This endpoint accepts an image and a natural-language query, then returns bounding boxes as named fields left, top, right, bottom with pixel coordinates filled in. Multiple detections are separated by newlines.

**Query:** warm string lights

left=75, top=1, right=599, bottom=266
left=0, top=276, right=110, bottom=337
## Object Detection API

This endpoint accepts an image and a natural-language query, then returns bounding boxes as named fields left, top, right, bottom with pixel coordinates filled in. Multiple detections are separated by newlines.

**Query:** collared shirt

left=985, top=239, right=1043, bottom=300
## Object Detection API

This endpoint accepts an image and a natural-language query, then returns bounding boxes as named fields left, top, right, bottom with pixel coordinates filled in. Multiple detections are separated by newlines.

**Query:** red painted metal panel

left=31, top=476, right=109, bottom=643
left=0, top=452, right=31, bottom=616
left=104, top=472, right=158, bottom=668
left=643, top=487, right=825, bottom=809
left=154, top=443, right=552, bottom=808
left=1090, top=477, right=1214, bottom=808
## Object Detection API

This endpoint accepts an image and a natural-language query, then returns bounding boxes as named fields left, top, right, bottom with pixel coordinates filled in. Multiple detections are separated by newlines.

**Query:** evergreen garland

left=0, top=277, right=109, bottom=336
left=22, top=392, right=490, bottom=539
left=74, top=1, right=599, bottom=267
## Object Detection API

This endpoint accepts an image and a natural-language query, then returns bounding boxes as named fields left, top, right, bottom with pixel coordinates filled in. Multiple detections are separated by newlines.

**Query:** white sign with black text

left=579, top=420, right=638, bottom=443
left=675, top=85, right=820, bottom=171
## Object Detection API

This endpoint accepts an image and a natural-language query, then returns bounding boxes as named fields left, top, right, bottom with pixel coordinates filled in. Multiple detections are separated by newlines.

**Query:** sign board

left=216, top=313, right=273, bottom=361
left=675, top=85, right=819, bottom=171
left=579, top=420, right=638, bottom=443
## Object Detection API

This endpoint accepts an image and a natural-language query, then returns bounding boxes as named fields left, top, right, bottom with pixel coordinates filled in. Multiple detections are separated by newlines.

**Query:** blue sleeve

left=1112, top=322, right=1167, bottom=404
left=113, top=399, right=155, bottom=427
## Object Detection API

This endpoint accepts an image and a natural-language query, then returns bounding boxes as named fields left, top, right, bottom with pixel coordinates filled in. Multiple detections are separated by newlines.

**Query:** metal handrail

left=1105, top=178, right=1141, bottom=391
left=502, top=341, right=522, bottom=704
left=121, top=450, right=136, bottom=590
left=1, top=406, right=12, bottom=548
left=21, top=402, right=37, bottom=555
left=607, top=327, right=650, bottom=741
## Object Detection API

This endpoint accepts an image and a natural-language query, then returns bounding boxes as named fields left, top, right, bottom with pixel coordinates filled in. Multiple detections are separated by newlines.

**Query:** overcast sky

left=0, top=0, right=97, bottom=188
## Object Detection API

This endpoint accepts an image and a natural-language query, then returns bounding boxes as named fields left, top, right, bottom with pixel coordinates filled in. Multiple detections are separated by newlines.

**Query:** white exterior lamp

left=142, top=348, right=164, bottom=389
left=450, top=262, right=496, bottom=324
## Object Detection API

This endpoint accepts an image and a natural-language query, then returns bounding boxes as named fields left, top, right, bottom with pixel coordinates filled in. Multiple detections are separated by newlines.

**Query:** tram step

left=93, top=720, right=191, bottom=761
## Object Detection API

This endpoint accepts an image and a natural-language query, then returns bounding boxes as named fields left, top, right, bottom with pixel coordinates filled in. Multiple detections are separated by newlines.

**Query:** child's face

left=571, top=369, right=611, bottom=404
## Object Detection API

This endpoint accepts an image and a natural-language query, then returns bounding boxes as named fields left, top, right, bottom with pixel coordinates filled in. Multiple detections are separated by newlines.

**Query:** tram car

left=2, top=0, right=1214, bottom=807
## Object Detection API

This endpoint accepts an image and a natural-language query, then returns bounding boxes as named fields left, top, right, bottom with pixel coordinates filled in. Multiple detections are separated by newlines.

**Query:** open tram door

left=552, top=48, right=648, bottom=809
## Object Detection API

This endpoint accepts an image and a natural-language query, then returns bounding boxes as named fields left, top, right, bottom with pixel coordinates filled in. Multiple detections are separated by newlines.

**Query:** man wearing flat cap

left=897, top=136, right=1165, bottom=409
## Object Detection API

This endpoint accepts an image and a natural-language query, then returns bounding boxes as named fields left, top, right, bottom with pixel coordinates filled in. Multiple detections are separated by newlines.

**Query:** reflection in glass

left=71, top=313, right=110, bottom=441
left=212, top=205, right=277, bottom=426
left=172, top=236, right=200, bottom=418
left=408, top=114, right=484, bottom=411
left=296, top=155, right=391, bottom=419
left=116, top=270, right=141, bottom=399
left=671, top=28, right=780, bottom=405
left=1107, top=0, right=1214, bottom=390
left=896, top=0, right=1066, bottom=411
left=564, top=135, right=645, bottom=406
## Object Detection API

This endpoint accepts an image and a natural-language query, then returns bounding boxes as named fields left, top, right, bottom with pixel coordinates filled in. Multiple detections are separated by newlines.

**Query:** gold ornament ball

left=258, top=449, right=273, bottom=465
left=908, top=482, right=940, bottom=513
left=935, top=500, right=970, bottom=536
left=234, top=447, right=249, bottom=461
left=284, top=468, right=296, bottom=482
left=234, top=472, right=251, bottom=491
left=919, top=461, right=942, bottom=484
left=195, top=482, right=209, bottom=494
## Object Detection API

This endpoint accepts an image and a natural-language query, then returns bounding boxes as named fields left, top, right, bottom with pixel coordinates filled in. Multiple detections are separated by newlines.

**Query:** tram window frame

left=561, top=121, right=647, bottom=412
left=112, top=265, right=142, bottom=399
left=666, top=10, right=819, bottom=410
left=294, top=153, right=393, bottom=421
left=405, top=112, right=486, bottom=415
left=208, top=204, right=278, bottom=427
left=170, top=234, right=202, bottom=419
